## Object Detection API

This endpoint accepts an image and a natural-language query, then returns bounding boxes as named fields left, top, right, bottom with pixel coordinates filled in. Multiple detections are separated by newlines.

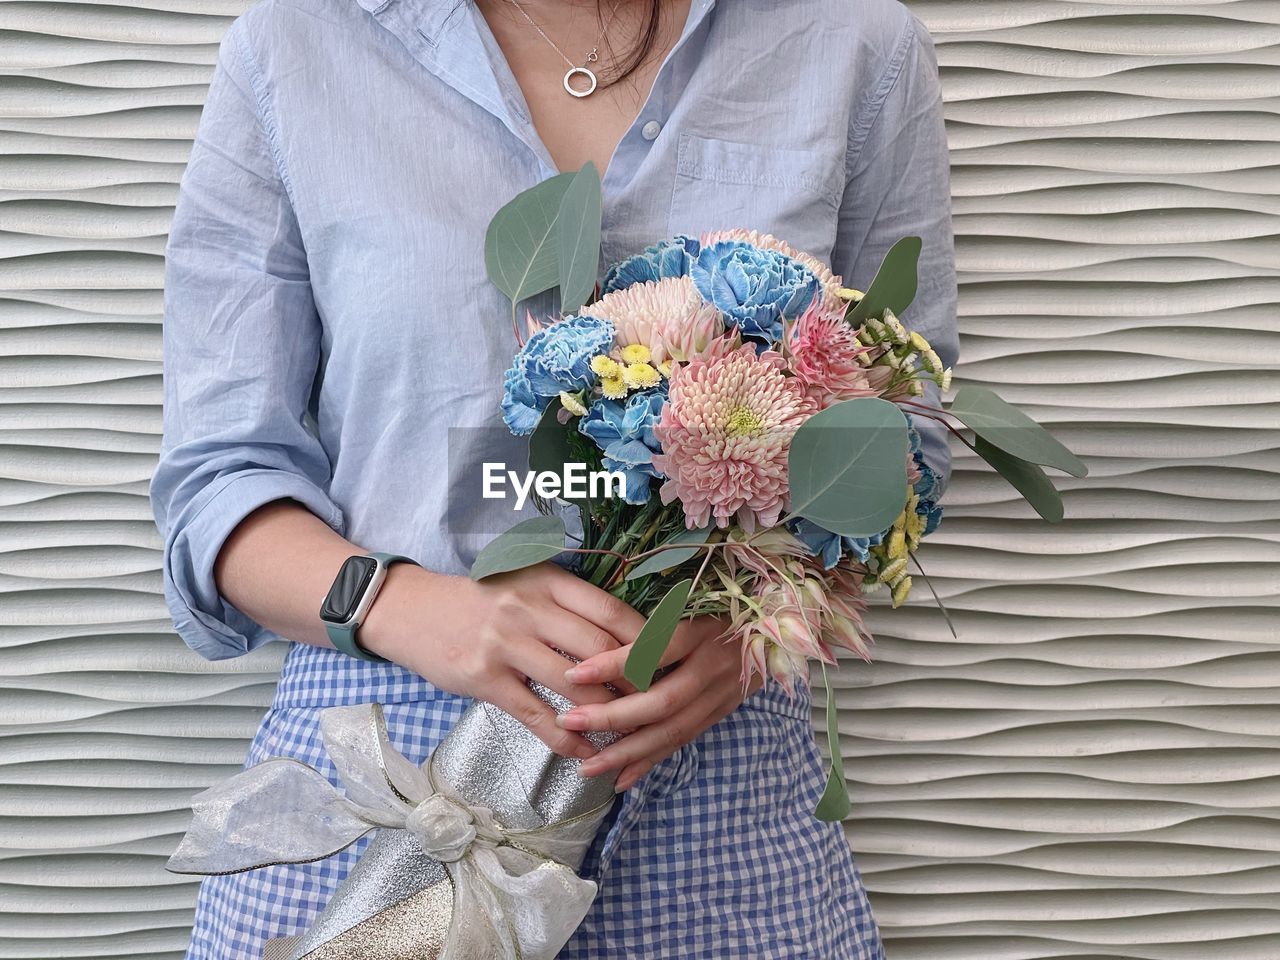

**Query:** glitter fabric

left=171, top=692, right=620, bottom=960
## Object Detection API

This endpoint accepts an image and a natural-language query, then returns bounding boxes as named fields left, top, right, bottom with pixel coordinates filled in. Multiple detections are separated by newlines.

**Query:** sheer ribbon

left=167, top=703, right=611, bottom=960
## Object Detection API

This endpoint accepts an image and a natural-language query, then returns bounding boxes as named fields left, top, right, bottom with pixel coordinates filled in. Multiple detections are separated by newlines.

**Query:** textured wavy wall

left=1, top=0, right=1276, bottom=957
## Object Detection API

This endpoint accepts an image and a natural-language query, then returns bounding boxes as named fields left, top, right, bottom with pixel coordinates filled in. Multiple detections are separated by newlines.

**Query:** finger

left=565, top=623, right=701, bottom=688
left=558, top=660, right=705, bottom=732
left=547, top=570, right=647, bottom=645
left=510, top=639, right=617, bottom=706
left=606, top=695, right=741, bottom=787
left=577, top=696, right=720, bottom=777
left=532, top=607, right=623, bottom=664
left=614, top=758, right=654, bottom=793
left=490, top=674, right=598, bottom=761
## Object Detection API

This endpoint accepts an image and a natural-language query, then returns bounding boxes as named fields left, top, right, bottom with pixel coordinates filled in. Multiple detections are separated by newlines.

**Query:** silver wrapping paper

left=277, top=683, right=620, bottom=960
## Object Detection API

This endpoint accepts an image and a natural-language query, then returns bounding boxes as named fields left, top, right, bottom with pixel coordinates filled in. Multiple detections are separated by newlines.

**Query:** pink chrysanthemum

left=786, top=300, right=878, bottom=408
left=582, top=276, right=723, bottom=363
left=653, top=343, right=816, bottom=531
left=700, top=228, right=846, bottom=311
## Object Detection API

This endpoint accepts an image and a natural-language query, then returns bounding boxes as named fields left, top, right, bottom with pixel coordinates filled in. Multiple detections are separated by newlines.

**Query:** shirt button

left=641, top=120, right=662, bottom=141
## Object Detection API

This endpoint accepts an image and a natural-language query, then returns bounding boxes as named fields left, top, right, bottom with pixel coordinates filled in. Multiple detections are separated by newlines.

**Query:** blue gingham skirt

left=185, top=643, right=886, bottom=959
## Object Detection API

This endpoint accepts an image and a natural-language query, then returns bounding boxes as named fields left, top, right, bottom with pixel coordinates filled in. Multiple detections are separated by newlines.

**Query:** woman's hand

left=556, top=616, right=760, bottom=792
left=361, top=561, right=647, bottom=760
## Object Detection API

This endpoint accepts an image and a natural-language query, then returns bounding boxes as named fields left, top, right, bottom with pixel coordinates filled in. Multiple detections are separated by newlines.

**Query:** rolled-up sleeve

left=832, top=14, right=960, bottom=492
left=150, top=17, right=345, bottom=661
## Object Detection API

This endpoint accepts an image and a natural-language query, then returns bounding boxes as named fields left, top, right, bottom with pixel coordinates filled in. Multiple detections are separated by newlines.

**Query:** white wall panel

left=0, top=0, right=1276, bottom=957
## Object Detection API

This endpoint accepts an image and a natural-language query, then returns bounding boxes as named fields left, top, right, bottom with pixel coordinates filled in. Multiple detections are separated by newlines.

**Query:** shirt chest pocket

left=667, top=134, right=842, bottom=264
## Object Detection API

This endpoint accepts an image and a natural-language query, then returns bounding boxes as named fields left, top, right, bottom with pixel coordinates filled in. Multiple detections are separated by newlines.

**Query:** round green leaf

left=847, top=236, right=921, bottom=325
left=623, top=579, right=693, bottom=692
left=623, top=526, right=712, bottom=582
left=787, top=397, right=909, bottom=537
left=950, top=385, right=1088, bottom=478
left=556, top=162, right=602, bottom=315
left=470, top=515, right=567, bottom=581
left=484, top=173, right=574, bottom=307
left=973, top=436, right=1064, bottom=523
left=813, top=666, right=850, bottom=822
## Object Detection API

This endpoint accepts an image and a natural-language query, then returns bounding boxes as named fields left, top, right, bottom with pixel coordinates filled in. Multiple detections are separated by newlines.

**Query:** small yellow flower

left=879, top=556, right=908, bottom=583
left=658, top=359, right=674, bottom=378
left=620, top=343, right=652, bottom=364
left=600, top=376, right=627, bottom=399
left=890, top=576, right=913, bottom=608
left=590, top=354, right=621, bottom=379
left=938, top=367, right=953, bottom=391
left=887, top=525, right=907, bottom=560
left=558, top=391, right=588, bottom=417
left=622, top=362, right=661, bottom=390
left=909, top=331, right=932, bottom=353
left=837, top=287, right=865, bottom=302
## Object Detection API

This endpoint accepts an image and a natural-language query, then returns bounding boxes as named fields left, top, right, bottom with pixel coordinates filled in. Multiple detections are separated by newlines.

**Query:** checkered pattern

left=186, top=644, right=885, bottom=959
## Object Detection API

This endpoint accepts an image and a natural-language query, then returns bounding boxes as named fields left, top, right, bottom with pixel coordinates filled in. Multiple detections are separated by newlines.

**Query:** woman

left=151, top=0, right=958, bottom=956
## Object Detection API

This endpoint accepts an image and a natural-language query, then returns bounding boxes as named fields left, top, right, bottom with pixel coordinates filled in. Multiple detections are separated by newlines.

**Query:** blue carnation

left=790, top=518, right=887, bottom=570
left=790, top=425, right=944, bottom=568
left=500, top=365, right=542, bottom=436
left=501, top=315, right=615, bottom=435
left=908, top=426, right=944, bottom=537
left=578, top=387, right=666, bottom=505
left=691, top=240, right=818, bottom=343
left=602, top=235, right=700, bottom=293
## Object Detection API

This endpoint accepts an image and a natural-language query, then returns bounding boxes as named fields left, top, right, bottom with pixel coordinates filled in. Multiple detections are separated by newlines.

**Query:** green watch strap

left=325, top=552, right=418, bottom=662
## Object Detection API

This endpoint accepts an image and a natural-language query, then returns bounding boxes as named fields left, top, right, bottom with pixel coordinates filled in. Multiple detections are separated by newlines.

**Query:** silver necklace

left=504, top=0, right=623, bottom=98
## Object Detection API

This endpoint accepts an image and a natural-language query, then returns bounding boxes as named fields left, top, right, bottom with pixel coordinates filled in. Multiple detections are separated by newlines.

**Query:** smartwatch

left=319, top=551, right=419, bottom=662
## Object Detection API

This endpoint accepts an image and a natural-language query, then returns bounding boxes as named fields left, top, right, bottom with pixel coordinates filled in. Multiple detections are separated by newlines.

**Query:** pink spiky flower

left=653, top=343, right=816, bottom=532
left=786, top=300, right=878, bottom=408
left=727, top=555, right=874, bottom=696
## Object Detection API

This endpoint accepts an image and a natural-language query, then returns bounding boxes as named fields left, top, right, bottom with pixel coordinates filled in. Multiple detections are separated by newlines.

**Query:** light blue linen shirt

left=151, top=0, right=959, bottom=662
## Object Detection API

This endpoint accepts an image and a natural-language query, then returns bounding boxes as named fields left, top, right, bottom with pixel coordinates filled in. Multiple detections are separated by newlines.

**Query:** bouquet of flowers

left=167, top=163, right=1086, bottom=959
left=479, top=161, right=1087, bottom=818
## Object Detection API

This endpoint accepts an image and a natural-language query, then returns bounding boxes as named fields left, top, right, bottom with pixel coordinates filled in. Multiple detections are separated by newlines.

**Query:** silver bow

left=167, top=703, right=613, bottom=960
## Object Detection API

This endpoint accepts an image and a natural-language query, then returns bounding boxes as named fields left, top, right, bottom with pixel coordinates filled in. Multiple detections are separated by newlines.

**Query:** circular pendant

left=563, top=66, right=598, bottom=98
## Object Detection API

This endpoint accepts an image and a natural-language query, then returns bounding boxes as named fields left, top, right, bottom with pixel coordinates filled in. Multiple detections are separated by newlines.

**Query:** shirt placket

left=355, top=0, right=718, bottom=217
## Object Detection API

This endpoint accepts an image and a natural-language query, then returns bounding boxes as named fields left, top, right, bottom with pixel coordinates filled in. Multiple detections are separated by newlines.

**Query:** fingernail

left=565, top=666, right=592, bottom=683
left=613, top=778, right=631, bottom=794
left=573, top=742, right=596, bottom=760
left=558, top=710, right=588, bottom=730
left=580, top=759, right=603, bottom=776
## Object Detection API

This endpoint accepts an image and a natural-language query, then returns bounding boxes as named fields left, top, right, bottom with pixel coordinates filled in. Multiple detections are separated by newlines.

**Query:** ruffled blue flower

left=500, top=365, right=542, bottom=436
left=501, top=315, right=615, bottom=435
left=790, top=425, right=944, bottom=568
left=602, top=235, right=700, bottom=293
left=691, top=240, right=818, bottom=342
left=578, top=387, right=666, bottom=505
left=790, top=519, right=887, bottom=570
left=909, top=426, right=944, bottom=538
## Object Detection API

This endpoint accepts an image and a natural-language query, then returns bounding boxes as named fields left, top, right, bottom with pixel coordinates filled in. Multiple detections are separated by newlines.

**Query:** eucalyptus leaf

left=814, top=666, right=850, bottom=822
left=484, top=173, right=574, bottom=308
left=624, top=526, right=713, bottom=582
left=847, top=236, right=921, bottom=325
left=787, top=397, right=908, bottom=537
left=623, top=579, right=693, bottom=692
left=950, top=385, right=1088, bottom=478
left=556, top=162, right=603, bottom=315
left=528, top=398, right=577, bottom=478
left=973, top=436, right=1064, bottom=523
left=470, top=515, right=567, bottom=581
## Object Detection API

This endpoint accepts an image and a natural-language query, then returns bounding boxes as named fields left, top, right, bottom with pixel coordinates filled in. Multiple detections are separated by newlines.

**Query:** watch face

left=320, top=555, right=379, bottom=623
